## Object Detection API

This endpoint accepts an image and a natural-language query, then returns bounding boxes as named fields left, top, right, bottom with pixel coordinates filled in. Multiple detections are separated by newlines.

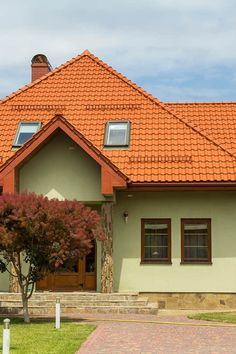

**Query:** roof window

left=104, top=121, right=130, bottom=147
left=13, top=122, right=41, bottom=146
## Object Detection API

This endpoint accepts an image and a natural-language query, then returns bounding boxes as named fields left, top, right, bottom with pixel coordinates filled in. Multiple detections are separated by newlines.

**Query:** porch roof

left=0, top=115, right=127, bottom=195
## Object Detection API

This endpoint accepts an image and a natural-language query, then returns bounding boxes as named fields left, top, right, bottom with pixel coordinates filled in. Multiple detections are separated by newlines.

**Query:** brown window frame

left=141, top=218, right=171, bottom=264
left=181, top=219, right=212, bottom=264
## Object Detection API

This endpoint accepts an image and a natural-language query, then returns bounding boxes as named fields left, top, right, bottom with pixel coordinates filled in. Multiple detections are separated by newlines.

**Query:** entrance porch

left=0, top=125, right=125, bottom=295
left=37, top=244, right=97, bottom=291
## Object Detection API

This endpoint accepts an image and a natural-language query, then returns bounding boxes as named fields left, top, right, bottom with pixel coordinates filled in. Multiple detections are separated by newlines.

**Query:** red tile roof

left=166, top=102, right=236, bottom=157
left=1, top=50, right=236, bottom=184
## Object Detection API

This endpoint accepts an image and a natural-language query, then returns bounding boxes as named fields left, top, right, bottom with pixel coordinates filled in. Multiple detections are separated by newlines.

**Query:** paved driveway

left=77, top=312, right=236, bottom=354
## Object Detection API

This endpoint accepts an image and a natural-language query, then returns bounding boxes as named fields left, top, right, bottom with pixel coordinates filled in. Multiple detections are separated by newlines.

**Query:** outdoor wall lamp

left=123, top=211, right=129, bottom=224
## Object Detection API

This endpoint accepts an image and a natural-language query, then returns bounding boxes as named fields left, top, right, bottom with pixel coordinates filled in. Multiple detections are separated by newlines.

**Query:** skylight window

left=104, top=121, right=130, bottom=147
left=13, top=122, right=41, bottom=146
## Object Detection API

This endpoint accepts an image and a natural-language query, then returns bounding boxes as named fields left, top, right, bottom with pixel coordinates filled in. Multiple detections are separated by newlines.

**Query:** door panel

left=37, top=245, right=96, bottom=291
left=84, top=245, right=96, bottom=290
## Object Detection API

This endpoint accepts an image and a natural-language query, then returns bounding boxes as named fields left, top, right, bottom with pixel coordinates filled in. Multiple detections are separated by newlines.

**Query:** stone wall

left=141, top=292, right=236, bottom=310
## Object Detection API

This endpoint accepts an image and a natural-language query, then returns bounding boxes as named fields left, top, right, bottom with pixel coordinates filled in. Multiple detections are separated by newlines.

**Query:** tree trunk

left=9, top=263, right=20, bottom=293
left=101, top=202, right=113, bottom=293
left=21, top=293, right=30, bottom=323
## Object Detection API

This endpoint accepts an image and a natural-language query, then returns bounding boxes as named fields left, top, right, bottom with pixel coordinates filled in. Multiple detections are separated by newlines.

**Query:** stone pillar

left=101, top=202, right=113, bottom=293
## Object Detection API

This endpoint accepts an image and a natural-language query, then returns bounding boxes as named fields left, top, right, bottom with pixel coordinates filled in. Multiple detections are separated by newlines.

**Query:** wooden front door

left=37, top=245, right=96, bottom=291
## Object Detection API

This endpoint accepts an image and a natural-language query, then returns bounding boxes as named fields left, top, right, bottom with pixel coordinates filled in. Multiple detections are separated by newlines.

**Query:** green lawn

left=189, top=312, right=236, bottom=323
left=0, top=318, right=95, bottom=354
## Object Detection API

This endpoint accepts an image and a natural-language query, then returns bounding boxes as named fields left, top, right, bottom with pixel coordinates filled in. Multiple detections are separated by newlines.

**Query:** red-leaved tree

left=0, top=192, right=104, bottom=323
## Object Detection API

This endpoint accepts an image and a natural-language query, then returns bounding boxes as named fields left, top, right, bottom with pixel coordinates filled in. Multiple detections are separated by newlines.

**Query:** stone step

left=0, top=304, right=158, bottom=316
left=0, top=292, right=139, bottom=302
left=0, top=298, right=149, bottom=308
left=0, top=292, right=158, bottom=316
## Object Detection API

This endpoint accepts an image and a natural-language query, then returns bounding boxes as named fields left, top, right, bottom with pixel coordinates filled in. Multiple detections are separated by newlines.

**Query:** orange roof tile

left=1, top=51, right=236, bottom=184
left=166, top=102, right=236, bottom=158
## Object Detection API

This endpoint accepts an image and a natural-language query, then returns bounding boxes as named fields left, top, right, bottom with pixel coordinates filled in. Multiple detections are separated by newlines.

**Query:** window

left=13, top=122, right=41, bottom=146
left=104, top=121, right=130, bottom=147
left=141, top=219, right=171, bottom=263
left=181, top=219, right=211, bottom=264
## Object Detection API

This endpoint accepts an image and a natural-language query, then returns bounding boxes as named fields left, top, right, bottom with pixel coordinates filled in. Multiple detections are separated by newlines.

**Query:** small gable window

left=104, top=121, right=130, bottom=147
left=13, top=122, right=41, bottom=146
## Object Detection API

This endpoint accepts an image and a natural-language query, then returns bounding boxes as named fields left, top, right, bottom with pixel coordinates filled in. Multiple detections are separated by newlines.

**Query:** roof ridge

left=0, top=49, right=161, bottom=106
left=83, top=51, right=163, bottom=104
left=85, top=52, right=236, bottom=162
left=0, top=52, right=90, bottom=105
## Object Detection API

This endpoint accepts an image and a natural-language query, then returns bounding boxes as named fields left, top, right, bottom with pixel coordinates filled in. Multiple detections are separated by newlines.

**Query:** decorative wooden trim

left=3, top=170, right=15, bottom=193
left=141, top=218, right=171, bottom=264
left=101, top=167, right=126, bottom=195
left=181, top=218, right=212, bottom=264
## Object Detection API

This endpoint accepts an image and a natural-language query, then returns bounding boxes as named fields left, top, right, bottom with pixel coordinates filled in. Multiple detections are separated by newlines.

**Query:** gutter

left=128, top=181, right=236, bottom=190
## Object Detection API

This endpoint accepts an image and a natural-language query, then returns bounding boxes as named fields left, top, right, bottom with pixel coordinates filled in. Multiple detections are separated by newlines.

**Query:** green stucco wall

left=0, top=258, right=9, bottom=291
left=19, top=131, right=105, bottom=202
left=113, top=191, right=236, bottom=293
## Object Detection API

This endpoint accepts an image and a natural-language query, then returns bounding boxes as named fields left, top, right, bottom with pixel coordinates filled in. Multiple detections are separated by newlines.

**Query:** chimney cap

left=31, top=54, right=52, bottom=70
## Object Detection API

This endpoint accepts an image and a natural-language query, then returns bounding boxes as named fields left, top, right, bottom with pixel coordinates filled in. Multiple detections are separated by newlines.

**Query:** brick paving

left=77, top=311, right=236, bottom=354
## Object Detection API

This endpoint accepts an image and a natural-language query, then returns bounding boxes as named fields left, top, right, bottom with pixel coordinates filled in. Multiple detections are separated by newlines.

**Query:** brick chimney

left=31, top=54, right=52, bottom=82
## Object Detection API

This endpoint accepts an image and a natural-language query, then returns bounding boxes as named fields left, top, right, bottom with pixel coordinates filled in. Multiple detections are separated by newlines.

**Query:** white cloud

left=1, top=0, right=236, bottom=101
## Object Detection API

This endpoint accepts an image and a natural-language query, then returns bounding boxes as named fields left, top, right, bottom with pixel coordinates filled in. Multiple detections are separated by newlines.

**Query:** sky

left=1, top=0, right=236, bottom=102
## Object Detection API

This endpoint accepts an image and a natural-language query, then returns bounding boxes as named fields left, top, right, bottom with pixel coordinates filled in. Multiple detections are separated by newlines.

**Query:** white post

left=55, top=297, right=60, bottom=329
left=2, top=318, right=10, bottom=354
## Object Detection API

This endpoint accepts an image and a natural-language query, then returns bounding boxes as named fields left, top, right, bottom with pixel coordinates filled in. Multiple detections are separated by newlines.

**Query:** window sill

left=140, top=261, right=172, bottom=265
left=103, top=146, right=130, bottom=150
left=180, top=261, right=212, bottom=265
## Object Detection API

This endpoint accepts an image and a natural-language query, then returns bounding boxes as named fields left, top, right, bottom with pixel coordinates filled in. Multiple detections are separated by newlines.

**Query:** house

left=0, top=50, right=236, bottom=309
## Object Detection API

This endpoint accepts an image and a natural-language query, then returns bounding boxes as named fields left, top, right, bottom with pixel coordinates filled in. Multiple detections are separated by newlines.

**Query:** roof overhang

left=128, top=181, right=236, bottom=191
left=0, top=115, right=128, bottom=195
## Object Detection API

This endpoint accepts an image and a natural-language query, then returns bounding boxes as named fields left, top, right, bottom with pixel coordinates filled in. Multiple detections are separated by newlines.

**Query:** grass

left=189, top=312, right=236, bottom=323
left=0, top=317, right=95, bottom=354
